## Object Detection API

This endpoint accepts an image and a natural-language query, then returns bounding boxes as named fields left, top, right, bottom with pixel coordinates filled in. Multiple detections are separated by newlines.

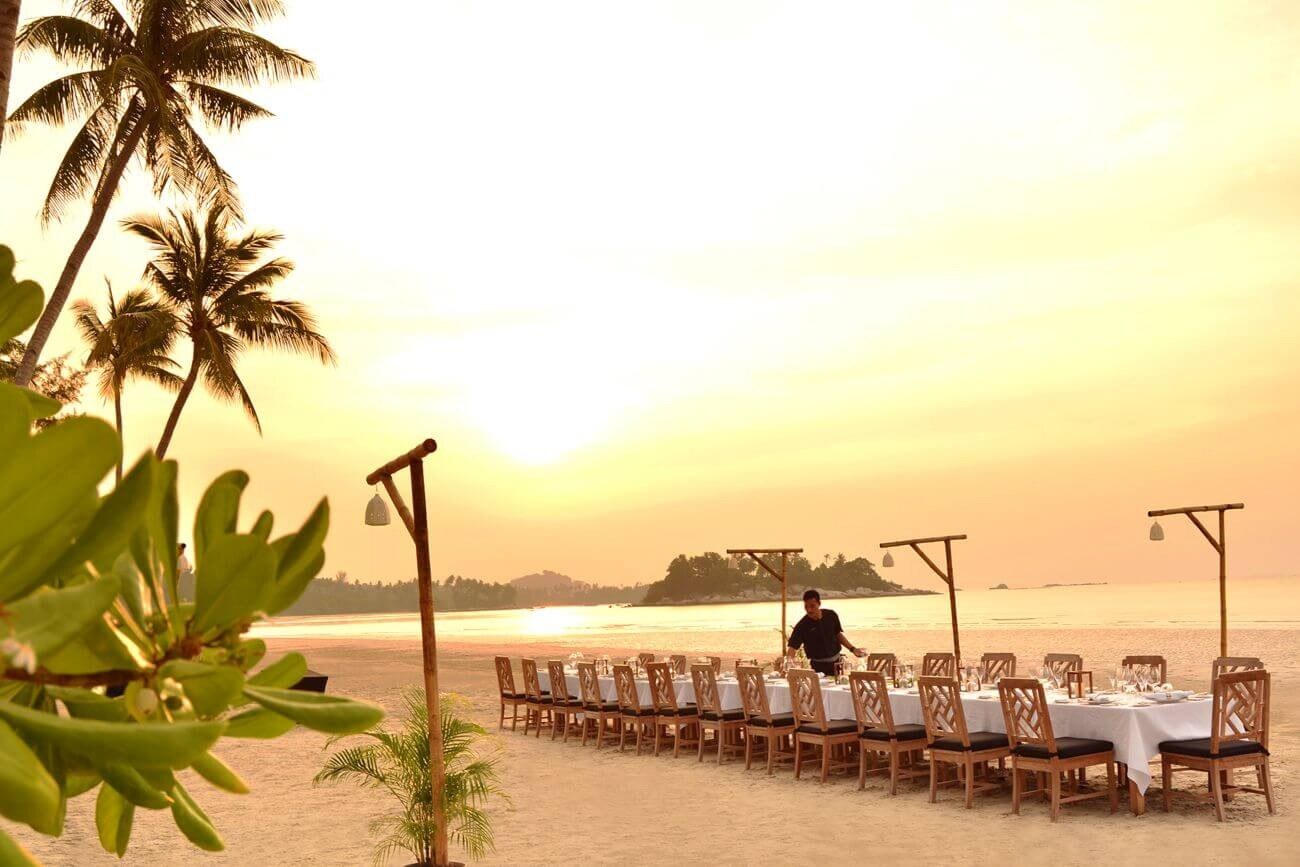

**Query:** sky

left=1, top=1, right=1298, bottom=590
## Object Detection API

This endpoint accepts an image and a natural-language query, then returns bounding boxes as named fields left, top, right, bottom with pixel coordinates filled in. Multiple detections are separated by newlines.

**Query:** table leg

left=1128, top=779, right=1146, bottom=815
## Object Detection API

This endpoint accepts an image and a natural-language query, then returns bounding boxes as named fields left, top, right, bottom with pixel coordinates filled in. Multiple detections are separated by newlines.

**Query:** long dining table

left=537, top=667, right=1213, bottom=815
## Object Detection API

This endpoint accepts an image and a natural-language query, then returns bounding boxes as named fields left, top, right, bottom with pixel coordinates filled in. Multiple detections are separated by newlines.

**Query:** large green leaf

left=191, top=751, right=248, bottom=794
left=7, top=574, right=121, bottom=659
left=46, top=686, right=129, bottom=722
left=242, top=685, right=383, bottom=735
left=98, top=764, right=173, bottom=809
left=0, top=417, right=119, bottom=556
left=191, top=534, right=276, bottom=634
left=193, top=471, right=248, bottom=563
left=0, top=718, right=62, bottom=835
left=95, top=782, right=134, bottom=857
left=157, top=660, right=244, bottom=718
left=223, top=706, right=295, bottom=739
left=250, top=510, right=273, bottom=541
left=42, top=455, right=154, bottom=583
left=0, top=494, right=96, bottom=604
left=0, top=245, right=43, bottom=344
left=17, top=386, right=62, bottom=420
left=0, top=826, right=41, bottom=866
left=0, top=385, right=28, bottom=458
left=0, top=700, right=223, bottom=769
left=247, top=652, right=306, bottom=689
left=169, top=781, right=223, bottom=852
left=40, top=615, right=137, bottom=675
left=263, top=498, right=329, bottom=614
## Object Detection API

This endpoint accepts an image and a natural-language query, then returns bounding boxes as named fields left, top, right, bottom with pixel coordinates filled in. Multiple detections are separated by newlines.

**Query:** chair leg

left=889, top=750, right=900, bottom=795
left=964, top=758, right=976, bottom=809
left=1107, top=760, right=1118, bottom=813
left=766, top=735, right=776, bottom=775
left=511, top=703, right=519, bottom=731
left=793, top=737, right=803, bottom=780
left=499, top=700, right=505, bottom=729
left=858, top=747, right=867, bottom=790
left=1209, top=765, right=1226, bottom=822
left=820, top=741, right=831, bottom=783
left=929, top=759, right=940, bottom=803
left=745, top=732, right=754, bottom=770
left=1012, top=761, right=1022, bottom=814
left=1161, top=759, right=1172, bottom=812
left=1050, top=770, right=1061, bottom=822
left=1261, top=759, right=1275, bottom=815
left=718, top=727, right=726, bottom=764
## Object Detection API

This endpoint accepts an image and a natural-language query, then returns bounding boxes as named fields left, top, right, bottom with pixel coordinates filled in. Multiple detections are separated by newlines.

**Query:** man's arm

left=838, top=632, right=867, bottom=657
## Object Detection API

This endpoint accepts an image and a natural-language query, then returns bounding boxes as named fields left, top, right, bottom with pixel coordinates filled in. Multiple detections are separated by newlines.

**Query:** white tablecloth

left=535, top=670, right=1209, bottom=793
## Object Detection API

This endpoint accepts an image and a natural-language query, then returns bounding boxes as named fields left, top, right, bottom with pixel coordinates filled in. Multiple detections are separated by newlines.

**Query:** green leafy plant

left=0, top=245, right=383, bottom=864
left=316, top=689, right=506, bottom=866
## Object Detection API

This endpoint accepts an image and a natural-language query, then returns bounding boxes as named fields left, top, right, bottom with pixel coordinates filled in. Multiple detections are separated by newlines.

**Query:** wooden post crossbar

left=366, top=438, right=449, bottom=867
left=880, top=534, right=967, bottom=669
left=1147, top=503, right=1243, bottom=658
left=727, top=548, right=803, bottom=657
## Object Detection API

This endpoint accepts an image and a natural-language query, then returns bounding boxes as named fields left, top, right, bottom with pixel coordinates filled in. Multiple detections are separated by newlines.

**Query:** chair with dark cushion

left=613, top=664, right=654, bottom=755
left=997, top=677, right=1117, bottom=821
left=921, top=652, right=955, bottom=678
left=520, top=658, right=552, bottom=738
left=646, top=661, right=699, bottom=757
left=546, top=660, right=585, bottom=743
left=691, top=663, right=746, bottom=764
left=494, top=656, right=527, bottom=732
left=918, top=675, right=1010, bottom=808
left=865, top=652, right=898, bottom=685
left=850, top=670, right=928, bottom=794
left=1121, top=655, right=1167, bottom=686
left=1211, top=655, right=1263, bottom=682
left=576, top=661, right=619, bottom=748
left=788, top=668, right=858, bottom=783
left=1160, top=668, right=1274, bottom=821
left=1042, top=653, right=1083, bottom=687
left=980, top=652, right=1016, bottom=683
left=737, top=665, right=795, bottom=774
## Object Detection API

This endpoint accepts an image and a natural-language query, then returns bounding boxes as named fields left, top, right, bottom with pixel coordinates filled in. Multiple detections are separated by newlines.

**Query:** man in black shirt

left=786, top=588, right=866, bottom=676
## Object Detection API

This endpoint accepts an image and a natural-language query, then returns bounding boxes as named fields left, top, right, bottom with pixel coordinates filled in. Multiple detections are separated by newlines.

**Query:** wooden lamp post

left=1146, top=503, right=1243, bottom=658
left=879, top=534, right=967, bottom=669
left=365, top=438, right=449, bottom=867
left=725, top=548, right=803, bottom=657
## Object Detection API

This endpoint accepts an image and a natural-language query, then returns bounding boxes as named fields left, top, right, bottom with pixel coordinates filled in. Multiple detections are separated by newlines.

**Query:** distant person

left=786, top=588, right=866, bottom=677
left=177, top=543, right=192, bottom=578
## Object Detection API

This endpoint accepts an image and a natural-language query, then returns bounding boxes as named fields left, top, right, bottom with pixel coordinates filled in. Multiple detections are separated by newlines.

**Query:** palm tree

left=7, top=0, right=313, bottom=387
left=0, top=0, right=20, bottom=150
left=121, top=204, right=334, bottom=459
left=72, top=282, right=180, bottom=480
left=316, top=689, right=507, bottom=866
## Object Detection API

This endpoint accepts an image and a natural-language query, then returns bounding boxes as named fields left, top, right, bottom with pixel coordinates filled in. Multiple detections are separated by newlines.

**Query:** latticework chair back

left=997, top=677, right=1056, bottom=754
left=1212, top=669, right=1270, bottom=752
left=547, top=661, right=572, bottom=702
left=787, top=668, right=828, bottom=729
left=521, top=658, right=544, bottom=699
left=737, top=665, right=772, bottom=721
left=707, top=656, right=723, bottom=675
left=669, top=654, right=688, bottom=676
left=922, top=652, right=955, bottom=677
left=1121, top=655, right=1167, bottom=684
left=1212, top=656, right=1264, bottom=682
left=646, top=662, right=680, bottom=713
left=865, top=652, right=897, bottom=682
left=1043, top=653, right=1082, bottom=682
left=494, top=656, right=516, bottom=696
left=577, top=662, right=602, bottom=707
left=613, top=664, right=642, bottom=713
left=918, top=675, right=968, bottom=746
left=849, top=671, right=894, bottom=734
left=690, top=664, right=721, bottom=715
left=637, top=652, right=656, bottom=667
left=981, top=652, right=1015, bottom=681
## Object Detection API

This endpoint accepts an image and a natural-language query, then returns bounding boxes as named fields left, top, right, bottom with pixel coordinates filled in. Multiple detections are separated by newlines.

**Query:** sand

left=13, top=635, right=1295, bottom=866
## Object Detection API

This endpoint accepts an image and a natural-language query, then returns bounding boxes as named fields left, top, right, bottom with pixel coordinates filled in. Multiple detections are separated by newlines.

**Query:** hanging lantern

left=1149, top=520, right=1164, bottom=542
left=881, top=550, right=894, bottom=568
left=365, top=491, right=391, bottom=526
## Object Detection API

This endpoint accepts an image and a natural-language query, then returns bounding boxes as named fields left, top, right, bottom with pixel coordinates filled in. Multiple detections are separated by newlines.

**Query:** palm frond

left=6, top=71, right=112, bottom=130
left=180, top=81, right=273, bottom=130
left=172, top=26, right=315, bottom=86
left=17, top=15, right=125, bottom=65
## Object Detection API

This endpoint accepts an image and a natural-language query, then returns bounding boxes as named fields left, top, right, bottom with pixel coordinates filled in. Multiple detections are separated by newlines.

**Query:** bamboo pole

left=780, top=551, right=788, bottom=658
left=1146, top=503, right=1241, bottom=659
left=725, top=548, right=802, bottom=658
left=881, top=534, right=966, bottom=670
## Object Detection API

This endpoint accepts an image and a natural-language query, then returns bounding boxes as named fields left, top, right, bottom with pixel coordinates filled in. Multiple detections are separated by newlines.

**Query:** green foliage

left=316, top=689, right=507, bottom=866
left=0, top=246, right=383, bottom=862
left=641, top=551, right=903, bottom=604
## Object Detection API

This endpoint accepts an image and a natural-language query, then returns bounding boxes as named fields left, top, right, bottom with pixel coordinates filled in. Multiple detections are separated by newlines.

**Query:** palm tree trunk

left=0, top=0, right=19, bottom=152
left=13, top=118, right=146, bottom=386
left=156, top=350, right=200, bottom=459
left=113, top=390, right=123, bottom=483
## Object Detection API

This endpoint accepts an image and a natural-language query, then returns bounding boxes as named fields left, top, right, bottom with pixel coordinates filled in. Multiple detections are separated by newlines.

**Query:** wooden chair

left=494, top=656, right=527, bottom=731
left=546, top=661, right=585, bottom=742
left=637, top=652, right=656, bottom=668
left=788, top=668, right=858, bottom=783
left=850, top=670, right=928, bottom=794
left=918, top=675, right=1010, bottom=808
left=613, top=664, right=654, bottom=755
left=691, top=663, right=746, bottom=764
left=520, top=658, right=552, bottom=737
left=669, top=654, right=688, bottom=676
left=998, top=677, right=1117, bottom=821
left=865, top=652, right=897, bottom=684
left=980, top=652, right=1016, bottom=682
left=1212, top=656, right=1263, bottom=681
left=1160, top=669, right=1274, bottom=821
left=706, top=656, right=723, bottom=675
left=1121, top=655, right=1167, bottom=685
left=922, top=652, right=955, bottom=677
left=737, top=664, right=795, bottom=774
left=1042, top=653, right=1082, bottom=685
left=646, top=661, right=699, bottom=757
left=577, top=661, right=619, bottom=748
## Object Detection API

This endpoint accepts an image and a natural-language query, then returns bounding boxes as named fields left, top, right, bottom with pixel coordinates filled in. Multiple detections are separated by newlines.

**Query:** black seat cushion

left=658, top=705, right=698, bottom=717
left=748, top=714, right=796, bottom=728
left=620, top=707, right=655, bottom=716
left=584, top=702, right=620, bottom=712
left=702, top=709, right=746, bottom=721
left=1014, top=737, right=1113, bottom=760
left=525, top=692, right=551, bottom=703
left=930, top=731, right=1009, bottom=752
left=797, top=719, right=858, bottom=736
left=862, top=723, right=927, bottom=742
left=1159, top=737, right=1268, bottom=758
left=501, top=691, right=526, bottom=700
left=553, top=698, right=583, bottom=708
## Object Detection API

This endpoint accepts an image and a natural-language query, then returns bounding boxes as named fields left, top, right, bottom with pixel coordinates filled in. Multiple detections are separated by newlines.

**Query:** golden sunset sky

left=2, top=1, right=1298, bottom=589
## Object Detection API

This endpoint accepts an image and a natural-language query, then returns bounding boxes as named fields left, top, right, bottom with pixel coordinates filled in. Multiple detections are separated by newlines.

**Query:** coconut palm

left=0, top=0, right=20, bottom=149
left=7, top=0, right=313, bottom=386
left=121, top=204, right=334, bottom=458
left=316, top=689, right=507, bottom=866
left=72, top=282, right=180, bottom=480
